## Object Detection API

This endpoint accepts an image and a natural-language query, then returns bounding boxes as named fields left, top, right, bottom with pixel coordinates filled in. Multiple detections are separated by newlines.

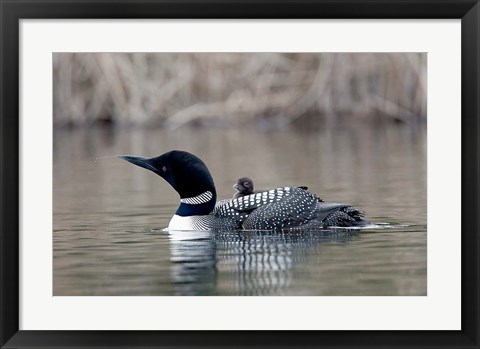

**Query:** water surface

left=53, top=124, right=426, bottom=296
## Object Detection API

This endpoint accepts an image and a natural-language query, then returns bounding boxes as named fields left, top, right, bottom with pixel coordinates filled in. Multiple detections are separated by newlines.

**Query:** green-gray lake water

left=53, top=124, right=427, bottom=296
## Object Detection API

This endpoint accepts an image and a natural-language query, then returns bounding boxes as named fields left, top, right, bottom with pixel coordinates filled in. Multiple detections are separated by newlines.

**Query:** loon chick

left=233, top=177, right=255, bottom=199
left=119, top=150, right=368, bottom=231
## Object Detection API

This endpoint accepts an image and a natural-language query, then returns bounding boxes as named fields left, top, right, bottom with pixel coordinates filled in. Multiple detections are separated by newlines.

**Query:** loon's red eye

left=162, top=166, right=167, bottom=172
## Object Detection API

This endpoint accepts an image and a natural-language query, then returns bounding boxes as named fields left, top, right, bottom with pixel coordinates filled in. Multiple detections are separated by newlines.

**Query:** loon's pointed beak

left=233, top=184, right=241, bottom=190
left=119, top=155, right=159, bottom=174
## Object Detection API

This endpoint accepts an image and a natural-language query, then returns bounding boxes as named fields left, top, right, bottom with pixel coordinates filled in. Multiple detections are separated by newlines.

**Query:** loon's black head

left=233, top=177, right=254, bottom=195
left=119, top=150, right=217, bottom=216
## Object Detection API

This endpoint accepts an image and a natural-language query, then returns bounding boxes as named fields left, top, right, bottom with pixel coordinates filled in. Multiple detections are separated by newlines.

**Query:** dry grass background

left=53, top=52, right=426, bottom=129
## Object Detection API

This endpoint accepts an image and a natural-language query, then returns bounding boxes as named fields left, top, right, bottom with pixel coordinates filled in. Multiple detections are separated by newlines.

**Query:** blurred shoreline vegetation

left=53, top=53, right=426, bottom=130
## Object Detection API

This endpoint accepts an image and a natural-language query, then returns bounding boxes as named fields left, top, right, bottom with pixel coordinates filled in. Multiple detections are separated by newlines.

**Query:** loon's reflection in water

left=169, top=232, right=218, bottom=296
left=168, top=230, right=357, bottom=296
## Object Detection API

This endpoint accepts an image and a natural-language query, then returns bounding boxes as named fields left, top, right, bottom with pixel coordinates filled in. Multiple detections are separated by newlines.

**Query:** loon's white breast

left=168, top=214, right=211, bottom=231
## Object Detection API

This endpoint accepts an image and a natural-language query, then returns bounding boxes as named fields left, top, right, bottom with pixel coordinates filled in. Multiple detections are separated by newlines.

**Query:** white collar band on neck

left=180, top=191, right=213, bottom=205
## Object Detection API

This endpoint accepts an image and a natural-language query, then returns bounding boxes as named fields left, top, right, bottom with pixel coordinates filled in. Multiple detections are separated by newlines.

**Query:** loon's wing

left=242, top=188, right=319, bottom=230
left=213, top=187, right=366, bottom=231
left=211, top=187, right=302, bottom=230
left=241, top=187, right=366, bottom=230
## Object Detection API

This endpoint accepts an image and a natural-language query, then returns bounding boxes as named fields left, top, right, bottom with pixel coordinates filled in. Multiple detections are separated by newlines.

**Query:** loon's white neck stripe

left=180, top=191, right=213, bottom=205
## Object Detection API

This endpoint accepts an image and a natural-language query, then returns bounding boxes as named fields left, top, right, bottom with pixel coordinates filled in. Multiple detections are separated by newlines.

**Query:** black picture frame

left=1, top=1, right=478, bottom=348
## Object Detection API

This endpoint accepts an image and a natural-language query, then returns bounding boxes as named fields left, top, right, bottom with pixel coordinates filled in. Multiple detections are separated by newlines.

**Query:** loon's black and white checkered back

left=207, top=187, right=294, bottom=230
left=208, top=187, right=318, bottom=230
left=241, top=188, right=320, bottom=230
left=206, top=186, right=365, bottom=231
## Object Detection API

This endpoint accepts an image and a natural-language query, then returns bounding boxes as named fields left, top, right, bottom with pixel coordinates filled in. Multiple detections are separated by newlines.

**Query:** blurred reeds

left=53, top=53, right=426, bottom=129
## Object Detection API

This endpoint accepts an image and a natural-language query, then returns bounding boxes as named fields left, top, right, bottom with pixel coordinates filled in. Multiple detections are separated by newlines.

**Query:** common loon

left=233, top=177, right=255, bottom=199
left=120, top=150, right=368, bottom=231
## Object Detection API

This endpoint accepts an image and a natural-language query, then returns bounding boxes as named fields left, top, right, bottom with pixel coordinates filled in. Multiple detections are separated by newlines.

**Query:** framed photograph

left=1, top=1, right=478, bottom=348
